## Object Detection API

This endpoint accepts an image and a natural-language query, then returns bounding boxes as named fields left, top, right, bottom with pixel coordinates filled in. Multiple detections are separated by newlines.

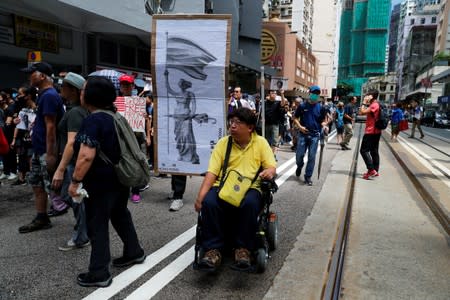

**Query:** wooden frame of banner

left=151, top=14, right=231, bottom=176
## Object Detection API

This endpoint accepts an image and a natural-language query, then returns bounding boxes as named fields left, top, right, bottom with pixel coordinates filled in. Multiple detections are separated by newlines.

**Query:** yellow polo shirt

left=208, top=132, right=276, bottom=190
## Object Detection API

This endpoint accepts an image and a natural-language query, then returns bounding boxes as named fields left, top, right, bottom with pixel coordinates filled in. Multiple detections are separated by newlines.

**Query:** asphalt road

left=1, top=125, right=447, bottom=299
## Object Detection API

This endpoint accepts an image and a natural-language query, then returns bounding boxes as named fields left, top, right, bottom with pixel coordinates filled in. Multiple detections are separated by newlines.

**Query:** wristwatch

left=71, top=177, right=83, bottom=184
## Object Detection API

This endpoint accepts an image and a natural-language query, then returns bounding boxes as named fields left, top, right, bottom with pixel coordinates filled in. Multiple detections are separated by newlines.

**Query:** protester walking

left=358, top=89, right=381, bottom=180
left=68, top=76, right=145, bottom=287
left=334, top=102, right=345, bottom=146
left=51, top=72, right=90, bottom=251
left=18, top=62, right=65, bottom=233
left=293, top=85, right=329, bottom=186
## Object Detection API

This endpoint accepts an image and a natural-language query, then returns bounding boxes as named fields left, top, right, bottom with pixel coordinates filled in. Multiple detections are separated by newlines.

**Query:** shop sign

left=437, top=95, right=449, bottom=104
left=14, top=15, right=59, bottom=53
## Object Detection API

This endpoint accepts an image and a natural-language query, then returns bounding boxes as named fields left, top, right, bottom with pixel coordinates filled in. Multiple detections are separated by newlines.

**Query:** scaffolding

left=338, top=0, right=391, bottom=96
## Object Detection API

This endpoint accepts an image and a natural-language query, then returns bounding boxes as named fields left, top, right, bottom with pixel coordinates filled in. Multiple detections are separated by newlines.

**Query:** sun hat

left=63, top=72, right=86, bottom=90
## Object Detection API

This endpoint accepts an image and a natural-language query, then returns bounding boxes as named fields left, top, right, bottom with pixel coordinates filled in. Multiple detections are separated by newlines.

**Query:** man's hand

left=299, top=125, right=309, bottom=134
left=51, top=168, right=64, bottom=191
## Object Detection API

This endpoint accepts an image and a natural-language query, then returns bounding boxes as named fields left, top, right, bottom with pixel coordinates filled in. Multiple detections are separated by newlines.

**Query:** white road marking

left=397, top=135, right=450, bottom=189
left=125, top=246, right=195, bottom=300
left=82, top=226, right=197, bottom=300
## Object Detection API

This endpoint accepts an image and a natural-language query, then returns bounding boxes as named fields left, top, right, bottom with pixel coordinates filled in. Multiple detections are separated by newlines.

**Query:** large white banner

left=152, top=15, right=231, bottom=175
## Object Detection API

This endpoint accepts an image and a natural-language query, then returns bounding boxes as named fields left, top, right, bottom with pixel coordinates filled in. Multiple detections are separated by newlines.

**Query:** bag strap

left=219, top=136, right=233, bottom=189
left=92, top=109, right=117, bottom=166
left=219, top=136, right=261, bottom=188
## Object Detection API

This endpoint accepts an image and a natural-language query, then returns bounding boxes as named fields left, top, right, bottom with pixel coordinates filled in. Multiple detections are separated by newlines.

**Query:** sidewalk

left=264, top=133, right=450, bottom=299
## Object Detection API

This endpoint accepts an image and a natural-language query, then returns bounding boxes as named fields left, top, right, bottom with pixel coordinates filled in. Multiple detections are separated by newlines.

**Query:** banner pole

left=261, top=66, right=265, bottom=138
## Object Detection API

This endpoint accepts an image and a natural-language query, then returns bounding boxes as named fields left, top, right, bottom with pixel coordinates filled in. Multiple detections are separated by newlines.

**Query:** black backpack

left=375, top=104, right=389, bottom=130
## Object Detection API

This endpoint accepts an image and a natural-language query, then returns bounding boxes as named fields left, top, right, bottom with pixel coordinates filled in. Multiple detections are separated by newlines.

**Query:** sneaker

left=7, top=173, right=17, bottom=180
left=169, top=199, right=184, bottom=211
left=131, top=194, right=141, bottom=203
left=47, top=207, right=68, bottom=217
left=420, top=135, right=424, bottom=139
left=11, top=179, right=27, bottom=186
left=295, top=166, right=301, bottom=177
left=408, top=136, right=414, bottom=139
left=199, top=249, right=222, bottom=270
left=362, top=169, right=378, bottom=180
left=341, top=145, right=351, bottom=150
left=0, top=173, right=7, bottom=180
left=58, top=239, right=90, bottom=251
left=18, top=217, right=52, bottom=233
left=139, top=184, right=150, bottom=192
left=112, top=252, right=146, bottom=268
left=77, top=272, right=112, bottom=288
left=304, top=176, right=313, bottom=186
left=234, top=248, right=251, bottom=269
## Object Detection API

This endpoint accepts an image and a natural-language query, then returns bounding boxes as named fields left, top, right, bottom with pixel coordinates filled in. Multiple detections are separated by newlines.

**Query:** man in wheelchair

left=194, top=108, right=277, bottom=272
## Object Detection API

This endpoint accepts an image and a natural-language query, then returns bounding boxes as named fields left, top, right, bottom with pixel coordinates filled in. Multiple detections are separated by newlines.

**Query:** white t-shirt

left=414, top=106, right=423, bottom=119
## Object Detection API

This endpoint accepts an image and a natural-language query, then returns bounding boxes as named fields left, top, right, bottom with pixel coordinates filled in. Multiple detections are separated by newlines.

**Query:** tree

left=336, top=82, right=354, bottom=97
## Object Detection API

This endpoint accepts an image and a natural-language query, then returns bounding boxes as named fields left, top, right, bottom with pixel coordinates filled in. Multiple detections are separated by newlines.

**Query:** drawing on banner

left=164, top=36, right=217, bottom=165
left=16, top=108, right=36, bottom=131
left=152, top=15, right=231, bottom=175
left=115, top=96, right=146, bottom=132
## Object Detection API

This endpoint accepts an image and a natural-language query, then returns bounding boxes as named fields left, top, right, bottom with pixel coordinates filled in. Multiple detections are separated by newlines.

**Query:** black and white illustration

left=153, top=16, right=230, bottom=175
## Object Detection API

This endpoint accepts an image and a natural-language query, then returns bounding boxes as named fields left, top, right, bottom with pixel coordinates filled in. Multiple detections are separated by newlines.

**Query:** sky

left=392, top=0, right=402, bottom=6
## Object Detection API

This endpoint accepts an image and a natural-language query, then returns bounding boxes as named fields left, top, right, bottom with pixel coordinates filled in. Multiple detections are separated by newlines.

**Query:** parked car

left=421, top=110, right=450, bottom=128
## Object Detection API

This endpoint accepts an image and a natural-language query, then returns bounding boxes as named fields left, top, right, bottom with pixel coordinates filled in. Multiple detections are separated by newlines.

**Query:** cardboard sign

left=115, top=96, right=146, bottom=132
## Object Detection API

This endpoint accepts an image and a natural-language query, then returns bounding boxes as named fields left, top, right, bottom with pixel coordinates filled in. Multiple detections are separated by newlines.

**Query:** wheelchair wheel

left=255, top=248, right=268, bottom=273
left=267, top=212, right=278, bottom=251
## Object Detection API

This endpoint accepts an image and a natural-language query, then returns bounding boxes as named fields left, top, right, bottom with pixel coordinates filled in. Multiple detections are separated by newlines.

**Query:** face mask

left=310, top=94, right=319, bottom=102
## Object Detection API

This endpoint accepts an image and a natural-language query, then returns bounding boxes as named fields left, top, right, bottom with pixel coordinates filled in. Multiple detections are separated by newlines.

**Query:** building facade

left=337, top=0, right=391, bottom=96
left=0, top=0, right=264, bottom=92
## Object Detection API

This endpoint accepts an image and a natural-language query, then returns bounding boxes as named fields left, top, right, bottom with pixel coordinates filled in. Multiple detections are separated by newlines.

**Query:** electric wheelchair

left=193, top=178, right=278, bottom=273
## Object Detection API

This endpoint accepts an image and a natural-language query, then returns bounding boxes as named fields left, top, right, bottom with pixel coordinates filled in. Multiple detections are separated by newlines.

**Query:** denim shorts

left=265, top=124, right=280, bottom=147
left=27, top=153, right=51, bottom=193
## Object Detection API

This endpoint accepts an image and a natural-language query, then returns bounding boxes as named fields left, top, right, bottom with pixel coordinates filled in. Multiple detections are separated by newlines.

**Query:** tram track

left=322, top=124, right=450, bottom=300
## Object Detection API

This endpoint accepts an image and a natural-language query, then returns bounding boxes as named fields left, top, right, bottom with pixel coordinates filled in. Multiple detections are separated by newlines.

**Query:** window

left=420, top=18, right=425, bottom=25
left=59, top=27, right=73, bottom=49
left=410, top=19, right=415, bottom=25
left=137, top=48, right=150, bottom=70
left=431, top=17, right=436, bottom=23
left=120, top=45, right=136, bottom=67
left=99, top=39, right=118, bottom=64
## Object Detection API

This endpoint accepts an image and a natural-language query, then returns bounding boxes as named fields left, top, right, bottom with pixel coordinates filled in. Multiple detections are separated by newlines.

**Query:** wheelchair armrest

left=260, top=178, right=278, bottom=194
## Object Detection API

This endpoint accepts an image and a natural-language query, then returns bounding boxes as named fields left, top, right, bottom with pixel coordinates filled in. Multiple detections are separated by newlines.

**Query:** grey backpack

left=96, top=110, right=151, bottom=187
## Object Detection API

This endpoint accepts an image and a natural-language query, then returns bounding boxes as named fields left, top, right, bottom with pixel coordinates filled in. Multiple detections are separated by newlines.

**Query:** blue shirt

left=32, top=87, right=64, bottom=155
left=391, top=108, right=404, bottom=124
left=294, top=102, right=327, bottom=134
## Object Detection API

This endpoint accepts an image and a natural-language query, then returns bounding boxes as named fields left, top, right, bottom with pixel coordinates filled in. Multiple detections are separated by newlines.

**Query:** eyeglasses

left=228, top=119, right=244, bottom=126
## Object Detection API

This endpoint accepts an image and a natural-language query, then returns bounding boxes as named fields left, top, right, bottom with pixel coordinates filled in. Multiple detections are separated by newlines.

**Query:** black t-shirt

left=265, top=100, right=284, bottom=125
left=57, top=105, right=89, bottom=158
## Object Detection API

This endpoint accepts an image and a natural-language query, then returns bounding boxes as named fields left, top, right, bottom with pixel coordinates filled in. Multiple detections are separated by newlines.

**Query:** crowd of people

left=1, top=60, right=421, bottom=287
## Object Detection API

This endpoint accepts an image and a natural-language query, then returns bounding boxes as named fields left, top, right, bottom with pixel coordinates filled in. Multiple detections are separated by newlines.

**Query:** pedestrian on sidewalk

left=358, top=89, right=381, bottom=180
left=409, top=99, right=424, bottom=139
left=293, top=85, right=329, bottom=186
left=334, top=102, right=345, bottom=146
left=18, top=62, right=65, bottom=233
left=68, top=76, right=145, bottom=288
left=51, top=72, right=90, bottom=251
left=390, top=103, right=404, bottom=142
left=340, top=96, right=357, bottom=150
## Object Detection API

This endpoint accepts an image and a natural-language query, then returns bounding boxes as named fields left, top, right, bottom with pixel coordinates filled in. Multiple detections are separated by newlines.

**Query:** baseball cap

left=21, top=62, right=54, bottom=77
left=309, top=85, right=321, bottom=93
left=119, top=74, right=135, bottom=84
left=63, top=72, right=86, bottom=90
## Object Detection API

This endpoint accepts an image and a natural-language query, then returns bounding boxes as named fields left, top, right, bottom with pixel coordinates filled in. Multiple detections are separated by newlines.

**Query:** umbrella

left=88, top=69, right=124, bottom=92
left=317, top=132, right=325, bottom=179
